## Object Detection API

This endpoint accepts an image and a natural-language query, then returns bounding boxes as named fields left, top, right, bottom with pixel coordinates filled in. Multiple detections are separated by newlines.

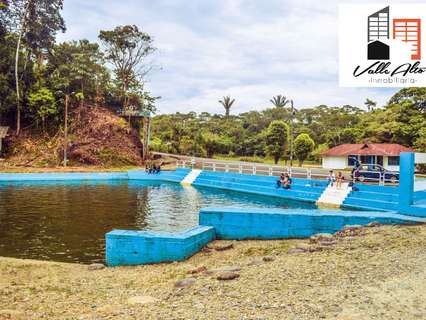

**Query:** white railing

left=176, top=159, right=329, bottom=180
left=176, top=159, right=400, bottom=185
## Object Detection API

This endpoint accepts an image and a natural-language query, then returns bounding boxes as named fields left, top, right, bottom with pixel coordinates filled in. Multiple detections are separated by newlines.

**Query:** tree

left=219, top=96, right=235, bottom=117
left=294, top=133, right=315, bottom=166
left=5, top=0, right=65, bottom=134
left=364, top=98, right=377, bottom=112
left=270, top=95, right=289, bottom=108
left=48, top=40, right=107, bottom=106
left=264, top=120, right=289, bottom=164
left=0, top=0, right=62, bottom=132
left=28, top=86, right=56, bottom=132
left=99, top=25, right=155, bottom=109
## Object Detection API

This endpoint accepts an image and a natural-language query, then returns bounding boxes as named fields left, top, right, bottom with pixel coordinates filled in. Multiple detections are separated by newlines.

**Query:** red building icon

left=393, top=19, right=421, bottom=60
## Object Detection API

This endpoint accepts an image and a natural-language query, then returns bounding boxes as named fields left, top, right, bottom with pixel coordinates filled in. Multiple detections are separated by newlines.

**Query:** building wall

left=322, top=156, right=347, bottom=169
left=383, top=156, right=400, bottom=171
left=322, top=155, right=401, bottom=171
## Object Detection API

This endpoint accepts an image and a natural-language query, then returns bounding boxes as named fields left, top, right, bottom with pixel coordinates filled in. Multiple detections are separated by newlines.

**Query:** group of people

left=145, top=163, right=162, bottom=174
left=276, top=173, right=292, bottom=189
left=276, top=170, right=346, bottom=190
left=327, top=170, right=345, bottom=189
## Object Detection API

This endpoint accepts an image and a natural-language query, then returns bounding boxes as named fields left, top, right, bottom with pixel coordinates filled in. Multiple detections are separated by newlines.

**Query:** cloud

left=57, top=0, right=422, bottom=114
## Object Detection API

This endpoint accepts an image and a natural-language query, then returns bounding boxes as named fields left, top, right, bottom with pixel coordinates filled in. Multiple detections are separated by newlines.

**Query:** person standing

left=327, top=170, right=336, bottom=187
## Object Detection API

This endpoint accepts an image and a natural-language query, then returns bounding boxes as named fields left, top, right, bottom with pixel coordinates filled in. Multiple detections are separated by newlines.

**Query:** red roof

left=322, top=144, right=414, bottom=157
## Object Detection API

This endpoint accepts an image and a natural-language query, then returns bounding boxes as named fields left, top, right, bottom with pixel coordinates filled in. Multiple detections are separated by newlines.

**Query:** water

left=0, top=180, right=316, bottom=264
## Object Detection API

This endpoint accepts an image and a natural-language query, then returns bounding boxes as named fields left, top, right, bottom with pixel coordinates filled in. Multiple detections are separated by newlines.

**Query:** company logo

left=339, top=4, right=426, bottom=87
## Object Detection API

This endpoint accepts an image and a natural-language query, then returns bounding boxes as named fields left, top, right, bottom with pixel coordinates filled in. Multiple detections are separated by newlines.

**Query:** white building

left=321, top=143, right=414, bottom=171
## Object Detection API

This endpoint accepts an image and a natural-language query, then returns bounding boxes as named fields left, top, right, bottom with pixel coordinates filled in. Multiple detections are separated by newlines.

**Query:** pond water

left=0, top=180, right=316, bottom=264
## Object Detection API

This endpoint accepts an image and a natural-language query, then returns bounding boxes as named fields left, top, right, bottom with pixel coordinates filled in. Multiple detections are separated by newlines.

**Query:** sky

left=56, top=0, right=420, bottom=114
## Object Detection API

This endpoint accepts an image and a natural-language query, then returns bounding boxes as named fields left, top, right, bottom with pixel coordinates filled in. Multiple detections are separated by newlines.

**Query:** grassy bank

left=1, top=224, right=425, bottom=319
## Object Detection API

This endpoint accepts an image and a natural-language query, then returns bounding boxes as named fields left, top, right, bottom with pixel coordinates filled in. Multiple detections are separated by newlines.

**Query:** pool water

left=0, top=180, right=316, bottom=264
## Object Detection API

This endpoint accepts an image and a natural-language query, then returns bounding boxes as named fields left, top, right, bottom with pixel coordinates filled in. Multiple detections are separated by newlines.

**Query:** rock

left=201, top=247, right=212, bottom=253
left=217, top=272, right=240, bottom=281
left=262, top=256, right=275, bottom=262
left=127, top=295, right=158, bottom=305
left=88, top=263, right=105, bottom=271
left=207, top=266, right=241, bottom=274
left=343, top=225, right=363, bottom=231
left=367, top=221, right=381, bottom=227
left=187, top=266, right=207, bottom=274
left=174, top=277, right=196, bottom=288
left=211, top=243, right=234, bottom=251
left=310, top=233, right=335, bottom=244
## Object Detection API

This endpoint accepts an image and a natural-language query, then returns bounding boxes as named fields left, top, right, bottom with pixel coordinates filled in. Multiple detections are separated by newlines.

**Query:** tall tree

left=294, top=133, right=315, bottom=166
left=270, top=95, right=289, bottom=108
left=364, top=98, right=377, bottom=112
left=99, top=25, right=155, bottom=109
left=219, top=96, right=235, bottom=117
left=48, top=40, right=106, bottom=106
left=264, top=120, right=289, bottom=164
left=4, top=0, right=65, bottom=134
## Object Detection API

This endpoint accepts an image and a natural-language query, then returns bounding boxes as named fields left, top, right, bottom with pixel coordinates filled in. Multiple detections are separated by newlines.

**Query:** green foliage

left=311, top=143, right=329, bottom=162
left=294, top=133, right=315, bottom=166
left=28, top=86, right=57, bottom=130
left=99, top=25, right=155, bottom=109
left=264, top=120, right=289, bottom=164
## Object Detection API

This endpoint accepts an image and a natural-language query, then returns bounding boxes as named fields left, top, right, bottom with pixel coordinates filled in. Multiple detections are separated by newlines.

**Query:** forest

left=0, top=1, right=425, bottom=167
left=150, top=89, right=426, bottom=165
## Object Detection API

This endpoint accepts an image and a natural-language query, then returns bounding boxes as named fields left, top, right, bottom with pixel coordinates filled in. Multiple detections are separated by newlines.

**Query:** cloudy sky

left=57, top=0, right=417, bottom=114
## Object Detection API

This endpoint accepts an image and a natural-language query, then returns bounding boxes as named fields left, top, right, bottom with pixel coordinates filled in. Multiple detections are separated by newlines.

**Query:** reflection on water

left=0, top=180, right=316, bottom=264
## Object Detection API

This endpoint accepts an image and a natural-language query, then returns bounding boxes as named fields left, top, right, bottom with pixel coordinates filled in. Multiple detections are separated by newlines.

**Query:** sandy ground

left=1, top=224, right=426, bottom=320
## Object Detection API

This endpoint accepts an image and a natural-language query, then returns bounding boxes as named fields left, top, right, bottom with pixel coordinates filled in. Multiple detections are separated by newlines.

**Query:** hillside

left=3, top=106, right=143, bottom=167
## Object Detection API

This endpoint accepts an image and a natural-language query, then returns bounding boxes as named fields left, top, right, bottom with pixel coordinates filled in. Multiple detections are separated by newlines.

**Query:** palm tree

left=270, top=95, right=290, bottom=108
left=219, top=96, right=235, bottom=117
left=364, top=98, right=377, bottom=112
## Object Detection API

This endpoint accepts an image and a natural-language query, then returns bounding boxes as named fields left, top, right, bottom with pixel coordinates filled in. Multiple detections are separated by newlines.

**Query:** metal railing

left=176, top=159, right=329, bottom=180
left=176, top=160, right=399, bottom=185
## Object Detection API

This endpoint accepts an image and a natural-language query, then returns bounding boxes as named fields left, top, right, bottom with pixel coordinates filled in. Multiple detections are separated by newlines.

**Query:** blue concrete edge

left=105, top=225, right=216, bottom=266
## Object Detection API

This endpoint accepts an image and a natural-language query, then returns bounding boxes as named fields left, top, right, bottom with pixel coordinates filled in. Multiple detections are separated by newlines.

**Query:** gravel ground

left=1, top=224, right=426, bottom=320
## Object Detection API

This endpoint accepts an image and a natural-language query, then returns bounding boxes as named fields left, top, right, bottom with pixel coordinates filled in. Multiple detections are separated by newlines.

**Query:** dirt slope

left=4, top=105, right=143, bottom=167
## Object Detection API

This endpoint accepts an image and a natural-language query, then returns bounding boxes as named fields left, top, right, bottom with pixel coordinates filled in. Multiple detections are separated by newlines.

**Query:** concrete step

left=181, top=169, right=202, bottom=186
left=316, top=183, right=351, bottom=207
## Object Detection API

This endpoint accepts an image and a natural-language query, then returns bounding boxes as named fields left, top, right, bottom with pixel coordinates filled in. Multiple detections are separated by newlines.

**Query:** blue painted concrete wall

left=105, top=225, right=215, bottom=266
left=127, top=168, right=190, bottom=183
left=199, top=207, right=425, bottom=240
left=193, top=171, right=328, bottom=203
left=343, top=184, right=399, bottom=212
left=0, top=172, right=128, bottom=182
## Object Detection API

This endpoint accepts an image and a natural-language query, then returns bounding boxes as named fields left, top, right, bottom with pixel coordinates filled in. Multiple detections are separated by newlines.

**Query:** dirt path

left=1, top=224, right=425, bottom=319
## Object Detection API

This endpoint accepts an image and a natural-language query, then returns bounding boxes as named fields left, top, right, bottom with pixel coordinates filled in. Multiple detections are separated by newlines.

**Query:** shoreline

left=1, top=224, right=425, bottom=319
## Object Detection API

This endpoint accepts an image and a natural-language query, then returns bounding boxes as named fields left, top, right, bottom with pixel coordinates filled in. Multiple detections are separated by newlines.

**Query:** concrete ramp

left=181, top=169, right=202, bottom=186
left=317, top=182, right=352, bottom=208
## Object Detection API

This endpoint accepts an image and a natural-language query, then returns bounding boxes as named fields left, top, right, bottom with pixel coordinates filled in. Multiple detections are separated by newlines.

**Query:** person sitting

left=327, top=170, right=336, bottom=186
left=336, top=171, right=344, bottom=189
left=282, top=173, right=292, bottom=189
left=154, top=164, right=161, bottom=174
left=276, top=173, right=286, bottom=188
